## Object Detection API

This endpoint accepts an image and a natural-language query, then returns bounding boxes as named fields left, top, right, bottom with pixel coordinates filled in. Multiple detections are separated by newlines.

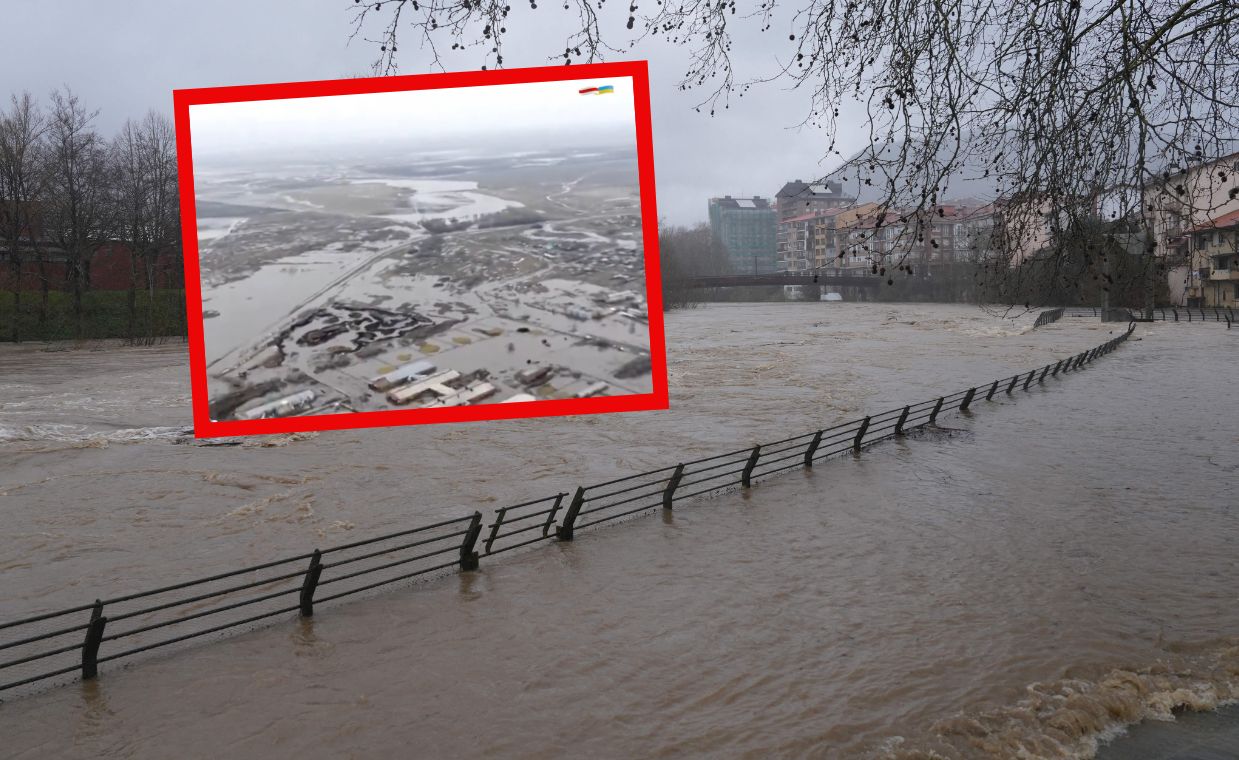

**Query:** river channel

left=1, top=303, right=1235, bottom=758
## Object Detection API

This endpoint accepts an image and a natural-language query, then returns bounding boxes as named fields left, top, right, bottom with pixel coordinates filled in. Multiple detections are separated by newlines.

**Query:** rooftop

left=710, top=196, right=773, bottom=211
left=1188, top=207, right=1239, bottom=234
left=775, top=180, right=853, bottom=201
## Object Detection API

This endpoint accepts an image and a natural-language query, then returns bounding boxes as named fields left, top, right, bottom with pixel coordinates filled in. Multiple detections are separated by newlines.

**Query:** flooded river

left=1, top=304, right=1236, bottom=758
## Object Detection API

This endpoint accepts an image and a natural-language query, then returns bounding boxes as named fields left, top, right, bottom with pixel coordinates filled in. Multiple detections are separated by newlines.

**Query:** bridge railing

left=0, top=322, right=1139, bottom=698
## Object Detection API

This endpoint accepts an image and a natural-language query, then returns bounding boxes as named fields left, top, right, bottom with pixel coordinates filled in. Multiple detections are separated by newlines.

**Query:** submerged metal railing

left=1033, top=308, right=1065, bottom=328
left=1064, top=305, right=1235, bottom=326
left=0, top=322, right=1139, bottom=697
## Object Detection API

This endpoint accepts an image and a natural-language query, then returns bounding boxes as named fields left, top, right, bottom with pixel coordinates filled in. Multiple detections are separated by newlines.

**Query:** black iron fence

left=1063, top=305, right=1235, bottom=326
left=1033, top=308, right=1065, bottom=328
left=0, top=322, right=1139, bottom=698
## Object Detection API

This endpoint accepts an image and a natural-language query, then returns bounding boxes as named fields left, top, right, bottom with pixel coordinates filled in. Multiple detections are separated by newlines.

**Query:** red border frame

left=173, top=61, right=667, bottom=438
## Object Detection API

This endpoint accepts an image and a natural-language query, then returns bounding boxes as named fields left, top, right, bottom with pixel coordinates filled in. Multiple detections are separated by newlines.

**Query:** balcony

left=1208, top=269, right=1239, bottom=281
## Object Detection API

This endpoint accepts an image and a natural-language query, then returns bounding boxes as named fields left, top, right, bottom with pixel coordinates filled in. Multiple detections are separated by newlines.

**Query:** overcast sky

left=0, top=0, right=867, bottom=225
left=190, top=76, right=638, bottom=158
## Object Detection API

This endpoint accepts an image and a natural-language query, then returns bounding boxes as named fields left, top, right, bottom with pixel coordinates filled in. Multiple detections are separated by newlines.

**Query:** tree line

left=0, top=89, right=182, bottom=343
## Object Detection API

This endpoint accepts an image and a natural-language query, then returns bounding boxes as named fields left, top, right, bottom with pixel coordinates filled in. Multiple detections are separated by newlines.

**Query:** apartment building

left=1146, top=152, right=1239, bottom=305
left=1185, top=208, right=1239, bottom=307
left=775, top=180, right=855, bottom=221
left=707, top=195, right=778, bottom=274
left=833, top=201, right=1000, bottom=270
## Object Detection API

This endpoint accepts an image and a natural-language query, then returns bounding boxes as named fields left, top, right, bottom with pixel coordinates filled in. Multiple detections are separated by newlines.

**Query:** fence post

left=483, top=509, right=506, bottom=555
left=960, top=387, right=977, bottom=411
left=741, top=445, right=762, bottom=488
left=299, top=550, right=324, bottom=617
left=1172, top=308, right=1178, bottom=321
left=1006, top=375, right=1018, bottom=393
left=1038, top=365, right=1050, bottom=383
left=1051, top=360, right=1063, bottom=376
left=986, top=380, right=999, bottom=400
left=556, top=487, right=586, bottom=541
left=457, top=511, right=483, bottom=570
left=541, top=492, right=566, bottom=537
left=895, top=405, right=911, bottom=435
left=81, top=600, right=106, bottom=681
left=804, top=430, right=823, bottom=467
left=929, top=396, right=945, bottom=424
left=853, top=416, right=871, bottom=452
left=1022, top=370, right=1035, bottom=390
left=663, top=464, right=685, bottom=509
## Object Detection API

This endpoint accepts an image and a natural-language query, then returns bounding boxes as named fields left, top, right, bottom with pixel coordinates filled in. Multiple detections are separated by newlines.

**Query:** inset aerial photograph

left=186, top=76, right=656, bottom=427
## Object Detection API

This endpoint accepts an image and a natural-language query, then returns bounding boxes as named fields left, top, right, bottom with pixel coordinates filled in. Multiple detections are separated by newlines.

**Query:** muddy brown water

left=1, top=304, right=1236, bottom=758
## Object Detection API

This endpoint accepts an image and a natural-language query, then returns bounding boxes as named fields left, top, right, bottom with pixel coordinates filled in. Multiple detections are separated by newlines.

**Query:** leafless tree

left=112, top=111, right=180, bottom=343
left=0, top=92, right=48, bottom=341
left=44, top=88, right=114, bottom=338
left=351, top=0, right=1237, bottom=312
left=659, top=222, right=733, bottom=307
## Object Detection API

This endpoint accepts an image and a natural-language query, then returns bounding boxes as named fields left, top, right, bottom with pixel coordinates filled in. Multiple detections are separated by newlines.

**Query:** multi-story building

left=776, top=204, right=882, bottom=273
left=775, top=180, right=855, bottom=221
left=707, top=195, right=778, bottom=274
left=776, top=212, right=814, bottom=273
left=1185, top=208, right=1239, bottom=307
left=833, top=201, right=1000, bottom=270
left=1146, top=151, right=1239, bottom=305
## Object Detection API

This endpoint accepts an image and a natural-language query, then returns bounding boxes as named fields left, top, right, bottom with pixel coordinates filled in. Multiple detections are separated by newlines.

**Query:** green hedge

left=0, top=289, right=187, bottom=342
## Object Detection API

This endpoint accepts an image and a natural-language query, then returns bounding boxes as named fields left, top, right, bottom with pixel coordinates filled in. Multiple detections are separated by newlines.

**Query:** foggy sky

left=0, top=0, right=870, bottom=225
left=190, top=76, right=638, bottom=159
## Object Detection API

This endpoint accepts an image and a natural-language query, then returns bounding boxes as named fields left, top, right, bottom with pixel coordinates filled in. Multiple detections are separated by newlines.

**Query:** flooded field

left=195, top=145, right=652, bottom=422
left=1, top=304, right=1237, bottom=758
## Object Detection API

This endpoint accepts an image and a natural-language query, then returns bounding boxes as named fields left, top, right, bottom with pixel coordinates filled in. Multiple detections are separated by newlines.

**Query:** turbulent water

left=1, top=303, right=1237, bottom=758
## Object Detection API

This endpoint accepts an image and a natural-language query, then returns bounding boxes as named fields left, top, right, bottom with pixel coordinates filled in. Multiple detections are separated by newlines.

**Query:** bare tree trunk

left=37, top=253, right=48, bottom=339
left=46, top=89, right=111, bottom=342
left=127, top=246, right=138, bottom=342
